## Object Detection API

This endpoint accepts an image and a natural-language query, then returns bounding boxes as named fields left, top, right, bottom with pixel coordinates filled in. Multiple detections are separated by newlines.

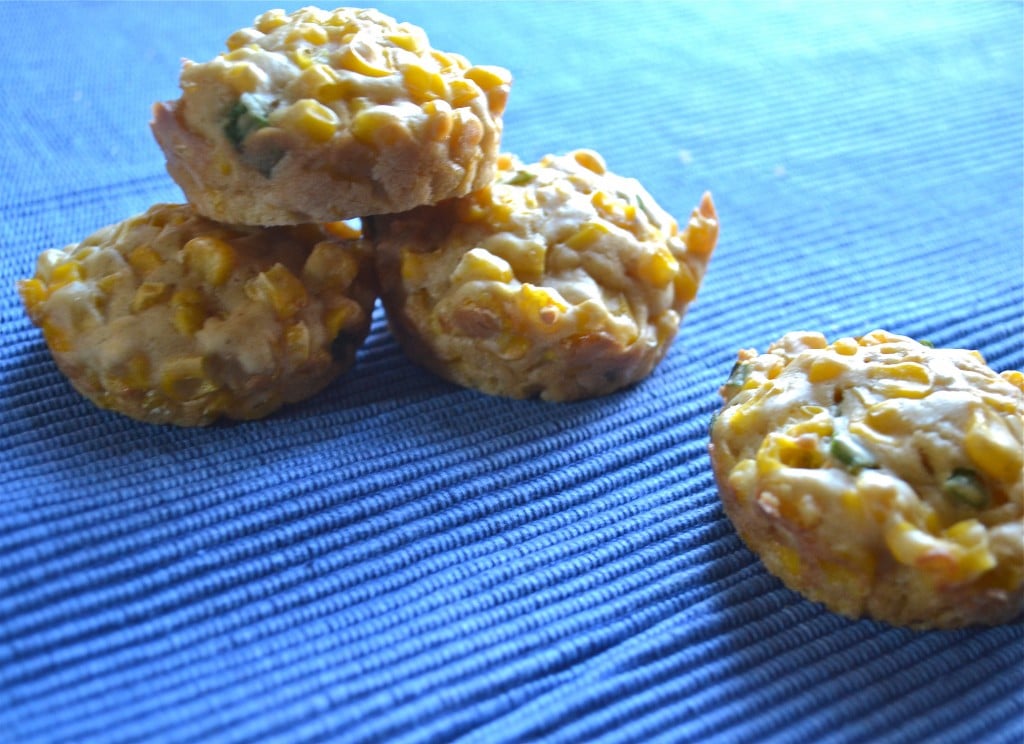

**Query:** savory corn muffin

left=709, top=330, right=1024, bottom=628
left=17, top=204, right=376, bottom=426
left=368, top=150, right=719, bottom=401
left=151, top=6, right=511, bottom=225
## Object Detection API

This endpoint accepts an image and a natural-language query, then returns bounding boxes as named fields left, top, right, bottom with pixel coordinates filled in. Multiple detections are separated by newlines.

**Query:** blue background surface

left=2, top=2, right=1022, bottom=742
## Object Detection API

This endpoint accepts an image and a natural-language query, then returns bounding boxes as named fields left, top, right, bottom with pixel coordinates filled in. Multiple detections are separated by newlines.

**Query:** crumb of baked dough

left=709, top=330, right=1024, bottom=628
left=368, top=149, right=719, bottom=401
left=17, top=204, right=376, bottom=426
left=151, top=6, right=511, bottom=225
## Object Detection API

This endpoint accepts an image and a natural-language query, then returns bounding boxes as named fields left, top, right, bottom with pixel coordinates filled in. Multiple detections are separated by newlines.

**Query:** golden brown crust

left=17, top=204, right=376, bottom=426
left=369, top=150, right=719, bottom=401
left=709, top=330, right=1024, bottom=628
left=150, top=7, right=510, bottom=225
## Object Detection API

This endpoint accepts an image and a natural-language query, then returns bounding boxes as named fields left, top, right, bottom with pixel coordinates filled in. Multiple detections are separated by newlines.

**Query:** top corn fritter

left=152, top=6, right=511, bottom=225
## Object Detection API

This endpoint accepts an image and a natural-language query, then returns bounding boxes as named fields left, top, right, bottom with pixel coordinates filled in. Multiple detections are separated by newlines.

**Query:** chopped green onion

left=506, top=170, right=536, bottom=186
left=943, top=468, right=989, bottom=509
left=918, top=339, right=935, bottom=348
left=830, top=433, right=878, bottom=472
left=224, top=95, right=269, bottom=149
left=722, top=361, right=751, bottom=391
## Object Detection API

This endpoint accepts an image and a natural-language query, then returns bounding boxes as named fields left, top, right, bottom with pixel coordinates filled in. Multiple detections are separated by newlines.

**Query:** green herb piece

left=722, top=361, right=751, bottom=392
left=225, top=95, right=269, bottom=149
left=506, top=170, right=536, bottom=186
left=830, top=433, right=878, bottom=472
left=918, top=339, right=935, bottom=348
left=943, top=468, right=989, bottom=509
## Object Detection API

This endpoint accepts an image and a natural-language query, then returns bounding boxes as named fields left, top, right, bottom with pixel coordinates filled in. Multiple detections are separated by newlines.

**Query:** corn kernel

left=1001, top=369, right=1024, bottom=393
left=131, top=281, right=171, bottom=313
left=386, top=31, right=422, bottom=52
left=303, top=240, right=360, bottom=290
left=964, top=408, right=1022, bottom=483
left=276, top=99, right=339, bottom=143
left=833, top=337, right=859, bottom=356
left=324, top=298, right=361, bottom=338
left=351, top=108, right=406, bottom=148
left=673, top=262, right=698, bottom=304
left=296, top=64, right=347, bottom=102
left=126, top=246, right=163, bottom=277
left=404, top=64, right=448, bottom=103
left=225, top=62, right=263, bottom=93
left=572, top=149, right=606, bottom=175
left=254, top=10, right=289, bottom=34
left=286, top=23, right=328, bottom=46
left=422, top=99, right=454, bottom=141
left=285, top=321, right=312, bottom=363
left=181, top=236, right=236, bottom=286
left=399, top=248, right=432, bottom=286
left=867, top=360, right=933, bottom=398
left=448, top=79, right=479, bottom=107
left=248, top=263, right=308, bottom=319
left=635, top=246, right=679, bottom=289
left=465, top=64, right=511, bottom=92
left=171, top=288, right=206, bottom=335
left=338, top=43, right=392, bottom=77
left=159, top=357, right=217, bottom=402
left=50, top=261, right=82, bottom=290
left=863, top=400, right=912, bottom=436
left=41, top=319, right=72, bottom=353
left=451, top=248, right=514, bottom=284
left=321, top=221, right=362, bottom=240
left=17, top=278, right=47, bottom=311
left=808, top=355, right=846, bottom=383
left=771, top=543, right=803, bottom=579
left=226, top=28, right=261, bottom=51
left=564, top=221, right=611, bottom=251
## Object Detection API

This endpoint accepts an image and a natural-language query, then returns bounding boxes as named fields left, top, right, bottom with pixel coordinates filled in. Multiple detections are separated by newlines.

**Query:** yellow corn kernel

left=672, top=262, right=698, bottom=304
left=171, top=288, right=206, bottom=335
left=49, top=261, right=82, bottom=290
left=770, top=543, right=803, bottom=580
left=572, top=149, right=606, bottom=175
left=422, top=99, right=454, bottom=141
left=289, top=48, right=315, bottom=70
left=399, top=248, right=433, bottom=286
left=296, top=64, right=348, bottom=102
left=254, top=10, right=289, bottom=34
left=109, top=353, right=152, bottom=393
left=303, top=240, right=360, bottom=291
left=635, top=246, right=679, bottom=289
left=248, top=263, right=308, bottom=319
left=564, top=221, right=611, bottom=251
left=496, top=153, right=515, bottom=172
left=451, top=248, right=513, bottom=284
left=225, top=62, right=263, bottom=93
left=520, top=284, right=569, bottom=327
left=181, top=236, right=236, bottom=287
left=126, top=245, right=163, bottom=277
left=1001, top=369, right=1024, bottom=393
left=807, top=355, right=847, bottom=383
left=17, top=278, right=47, bottom=311
left=867, top=361, right=933, bottom=398
left=448, top=79, right=479, bottom=108
left=386, top=31, right=422, bottom=52
left=324, top=298, right=362, bottom=338
left=40, top=319, right=72, bottom=353
left=225, top=28, right=260, bottom=51
left=338, top=43, right=392, bottom=77
left=159, top=357, right=217, bottom=402
left=403, top=64, right=448, bottom=103
left=964, top=407, right=1022, bottom=483
left=321, top=221, right=362, bottom=240
left=131, top=281, right=171, bottom=313
left=465, top=64, right=510, bottom=92
left=832, top=336, right=859, bottom=356
left=286, top=23, right=328, bottom=46
left=284, top=321, right=312, bottom=364
left=351, top=108, right=406, bottom=148
left=276, top=99, right=339, bottom=143
left=863, top=400, right=913, bottom=436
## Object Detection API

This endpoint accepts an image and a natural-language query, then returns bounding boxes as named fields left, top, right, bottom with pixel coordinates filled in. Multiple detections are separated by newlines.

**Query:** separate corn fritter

left=151, top=6, right=511, bottom=225
left=709, top=330, right=1024, bottom=628
left=17, top=204, right=376, bottom=426
left=369, top=150, right=719, bottom=401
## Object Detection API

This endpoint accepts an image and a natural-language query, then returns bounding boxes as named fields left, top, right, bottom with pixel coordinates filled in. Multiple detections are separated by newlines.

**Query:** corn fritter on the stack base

left=18, top=203, right=376, bottom=426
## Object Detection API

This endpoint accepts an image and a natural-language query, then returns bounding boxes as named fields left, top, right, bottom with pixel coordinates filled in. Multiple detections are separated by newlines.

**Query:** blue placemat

left=2, top=2, right=1022, bottom=742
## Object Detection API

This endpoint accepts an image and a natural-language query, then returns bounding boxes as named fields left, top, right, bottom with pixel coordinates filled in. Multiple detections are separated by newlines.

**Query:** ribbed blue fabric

left=2, top=2, right=1021, bottom=742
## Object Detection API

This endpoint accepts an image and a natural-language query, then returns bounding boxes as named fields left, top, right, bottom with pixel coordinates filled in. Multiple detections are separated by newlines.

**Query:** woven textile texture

left=2, top=1, right=1022, bottom=742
